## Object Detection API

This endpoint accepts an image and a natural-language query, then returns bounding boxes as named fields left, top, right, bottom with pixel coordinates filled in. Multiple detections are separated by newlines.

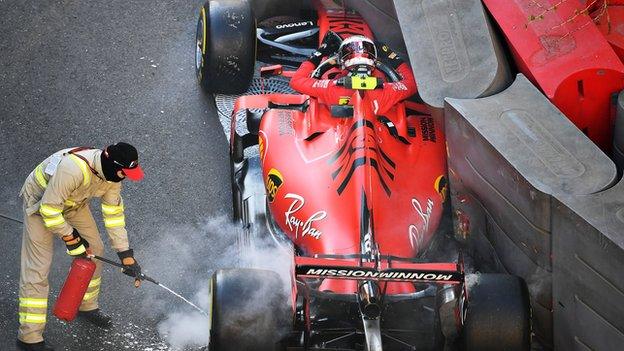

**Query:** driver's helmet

left=338, top=35, right=377, bottom=71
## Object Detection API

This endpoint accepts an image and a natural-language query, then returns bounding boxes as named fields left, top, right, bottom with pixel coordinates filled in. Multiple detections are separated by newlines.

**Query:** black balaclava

left=101, top=152, right=124, bottom=182
left=100, top=142, right=138, bottom=182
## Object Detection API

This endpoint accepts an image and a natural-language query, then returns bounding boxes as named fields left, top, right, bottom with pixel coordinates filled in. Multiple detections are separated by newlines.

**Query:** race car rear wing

left=295, top=256, right=464, bottom=284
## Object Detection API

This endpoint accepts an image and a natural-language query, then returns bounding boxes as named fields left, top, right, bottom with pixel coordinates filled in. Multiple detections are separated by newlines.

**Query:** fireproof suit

left=18, top=148, right=130, bottom=343
left=289, top=61, right=417, bottom=115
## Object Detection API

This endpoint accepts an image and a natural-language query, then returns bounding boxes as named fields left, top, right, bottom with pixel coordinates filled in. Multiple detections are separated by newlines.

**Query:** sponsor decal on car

left=266, top=168, right=284, bottom=203
left=409, top=198, right=434, bottom=250
left=275, top=21, right=314, bottom=29
left=434, top=175, right=448, bottom=202
left=312, top=79, right=330, bottom=88
left=420, top=117, right=437, bottom=142
left=284, top=193, right=326, bottom=239
left=362, top=232, right=373, bottom=254
left=296, top=266, right=463, bottom=283
left=391, top=81, right=408, bottom=91
left=338, top=96, right=350, bottom=105
left=327, top=13, right=366, bottom=37
left=259, top=130, right=267, bottom=161
left=278, top=110, right=294, bottom=136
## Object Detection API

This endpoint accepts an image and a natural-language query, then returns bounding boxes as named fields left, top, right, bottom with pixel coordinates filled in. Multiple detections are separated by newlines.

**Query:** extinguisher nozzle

left=139, top=273, right=159, bottom=285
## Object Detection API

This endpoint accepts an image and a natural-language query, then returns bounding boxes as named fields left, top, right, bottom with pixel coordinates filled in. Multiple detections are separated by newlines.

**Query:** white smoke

left=156, top=283, right=211, bottom=349
left=237, top=237, right=294, bottom=297
left=142, top=215, right=293, bottom=350
left=464, top=272, right=481, bottom=290
left=526, top=266, right=550, bottom=301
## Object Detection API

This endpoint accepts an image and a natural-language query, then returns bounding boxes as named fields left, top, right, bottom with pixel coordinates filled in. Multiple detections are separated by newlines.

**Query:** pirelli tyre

left=195, top=0, right=255, bottom=94
left=462, top=274, right=531, bottom=351
left=208, top=269, right=291, bottom=351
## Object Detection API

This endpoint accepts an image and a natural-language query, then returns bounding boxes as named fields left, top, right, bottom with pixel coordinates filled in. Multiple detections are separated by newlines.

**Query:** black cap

left=104, top=142, right=144, bottom=181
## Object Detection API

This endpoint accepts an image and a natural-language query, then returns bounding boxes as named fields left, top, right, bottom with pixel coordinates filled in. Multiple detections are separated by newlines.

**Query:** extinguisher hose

left=88, top=254, right=209, bottom=316
left=89, top=254, right=159, bottom=285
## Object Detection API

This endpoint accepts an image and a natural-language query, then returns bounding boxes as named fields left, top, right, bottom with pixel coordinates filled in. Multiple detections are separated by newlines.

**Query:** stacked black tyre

left=195, top=0, right=256, bottom=94
left=208, top=269, right=291, bottom=351
left=463, top=274, right=532, bottom=351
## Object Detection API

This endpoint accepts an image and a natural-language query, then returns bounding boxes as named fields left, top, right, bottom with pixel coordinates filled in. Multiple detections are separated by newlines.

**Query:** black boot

left=16, top=340, right=54, bottom=351
left=77, top=308, right=112, bottom=329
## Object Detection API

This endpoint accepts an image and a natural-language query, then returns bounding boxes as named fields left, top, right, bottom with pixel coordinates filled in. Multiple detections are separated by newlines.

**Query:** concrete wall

left=344, top=0, right=408, bottom=60
left=552, top=185, right=624, bottom=350
left=615, top=91, right=624, bottom=170
left=445, top=74, right=618, bottom=348
left=393, top=0, right=511, bottom=108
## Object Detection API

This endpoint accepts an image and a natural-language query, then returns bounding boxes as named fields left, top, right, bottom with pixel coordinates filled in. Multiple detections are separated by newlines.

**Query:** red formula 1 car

left=195, top=1, right=531, bottom=350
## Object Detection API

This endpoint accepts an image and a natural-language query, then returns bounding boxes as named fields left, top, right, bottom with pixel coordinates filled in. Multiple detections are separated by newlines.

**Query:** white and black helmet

left=338, top=35, right=377, bottom=71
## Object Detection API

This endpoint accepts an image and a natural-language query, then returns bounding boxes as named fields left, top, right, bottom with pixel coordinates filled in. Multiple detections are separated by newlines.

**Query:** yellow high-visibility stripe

left=83, top=289, right=100, bottom=301
left=19, top=312, right=46, bottom=324
left=19, top=298, right=48, bottom=308
left=43, top=215, right=66, bottom=228
left=69, top=154, right=91, bottom=186
left=34, top=164, right=48, bottom=188
left=101, top=203, right=124, bottom=215
left=88, top=277, right=101, bottom=288
left=104, top=215, right=125, bottom=228
left=67, top=245, right=86, bottom=256
left=39, top=204, right=62, bottom=217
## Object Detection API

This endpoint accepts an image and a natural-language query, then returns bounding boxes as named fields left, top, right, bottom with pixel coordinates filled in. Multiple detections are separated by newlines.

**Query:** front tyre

left=195, top=0, right=256, bottom=94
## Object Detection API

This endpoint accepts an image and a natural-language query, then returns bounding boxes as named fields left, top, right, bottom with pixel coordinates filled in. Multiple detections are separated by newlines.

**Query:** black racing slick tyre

left=463, top=274, right=531, bottom=351
left=208, top=269, right=291, bottom=351
left=195, top=0, right=255, bottom=94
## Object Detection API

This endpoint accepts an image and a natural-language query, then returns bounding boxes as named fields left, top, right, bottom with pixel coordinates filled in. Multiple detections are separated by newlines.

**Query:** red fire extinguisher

left=53, top=257, right=96, bottom=321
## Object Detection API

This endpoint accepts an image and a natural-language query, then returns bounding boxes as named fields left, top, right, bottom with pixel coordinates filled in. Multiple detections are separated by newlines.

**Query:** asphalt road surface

left=0, top=1, right=232, bottom=350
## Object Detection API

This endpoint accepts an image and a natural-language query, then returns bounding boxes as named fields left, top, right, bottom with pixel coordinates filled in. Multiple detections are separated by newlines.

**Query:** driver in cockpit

left=289, top=31, right=417, bottom=115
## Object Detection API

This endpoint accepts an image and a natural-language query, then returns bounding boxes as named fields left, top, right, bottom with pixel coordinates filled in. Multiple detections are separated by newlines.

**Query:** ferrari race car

left=195, top=1, right=531, bottom=350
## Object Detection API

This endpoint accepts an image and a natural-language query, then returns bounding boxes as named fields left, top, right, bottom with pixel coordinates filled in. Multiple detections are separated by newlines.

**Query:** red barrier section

left=594, top=4, right=624, bottom=62
left=483, top=0, right=624, bottom=151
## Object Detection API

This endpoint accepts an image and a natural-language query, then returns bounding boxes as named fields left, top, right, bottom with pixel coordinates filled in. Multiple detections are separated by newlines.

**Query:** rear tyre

left=463, top=274, right=531, bottom=351
left=209, top=269, right=291, bottom=351
left=195, top=0, right=256, bottom=94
